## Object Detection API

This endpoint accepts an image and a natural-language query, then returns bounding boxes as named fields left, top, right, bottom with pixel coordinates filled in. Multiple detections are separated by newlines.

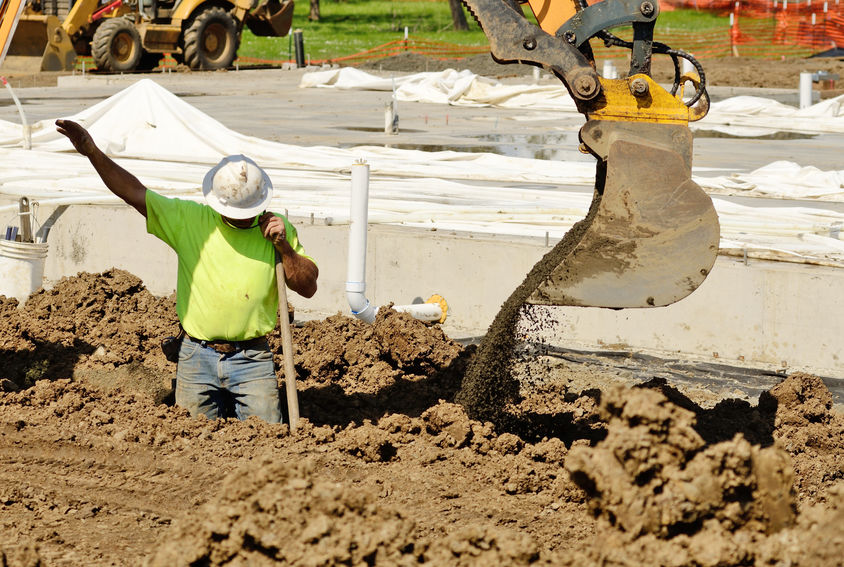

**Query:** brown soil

left=0, top=269, right=842, bottom=566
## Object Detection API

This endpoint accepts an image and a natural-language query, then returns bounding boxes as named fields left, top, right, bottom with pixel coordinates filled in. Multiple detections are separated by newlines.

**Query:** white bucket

left=0, top=240, right=49, bottom=305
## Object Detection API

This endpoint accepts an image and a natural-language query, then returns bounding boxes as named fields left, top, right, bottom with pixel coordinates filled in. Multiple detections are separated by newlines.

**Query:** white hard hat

left=202, top=155, right=273, bottom=219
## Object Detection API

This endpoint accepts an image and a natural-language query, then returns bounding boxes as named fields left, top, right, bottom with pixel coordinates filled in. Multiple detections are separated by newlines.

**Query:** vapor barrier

left=300, top=67, right=844, bottom=136
left=0, top=78, right=842, bottom=266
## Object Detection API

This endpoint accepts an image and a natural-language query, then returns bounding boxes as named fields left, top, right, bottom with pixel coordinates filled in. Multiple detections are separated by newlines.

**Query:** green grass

left=238, top=2, right=731, bottom=63
left=240, top=0, right=487, bottom=62
left=656, top=8, right=730, bottom=32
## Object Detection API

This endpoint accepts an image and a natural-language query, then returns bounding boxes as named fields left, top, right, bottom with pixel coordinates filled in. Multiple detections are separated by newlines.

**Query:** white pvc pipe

left=2, top=77, right=31, bottom=150
left=394, top=303, right=443, bottom=322
left=345, top=160, right=443, bottom=323
left=601, top=60, right=617, bottom=80
left=799, top=72, right=814, bottom=109
left=346, top=160, right=377, bottom=322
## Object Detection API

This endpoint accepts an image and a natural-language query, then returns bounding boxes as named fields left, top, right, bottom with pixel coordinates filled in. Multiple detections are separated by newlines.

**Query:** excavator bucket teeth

left=527, top=122, right=719, bottom=308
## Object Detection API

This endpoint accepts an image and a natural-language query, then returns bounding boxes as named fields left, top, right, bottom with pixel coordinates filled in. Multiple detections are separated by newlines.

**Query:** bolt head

left=640, top=1, right=655, bottom=16
left=563, top=30, right=576, bottom=44
left=523, top=37, right=537, bottom=50
left=574, top=75, right=598, bottom=98
left=629, top=77, right=649, bottom=96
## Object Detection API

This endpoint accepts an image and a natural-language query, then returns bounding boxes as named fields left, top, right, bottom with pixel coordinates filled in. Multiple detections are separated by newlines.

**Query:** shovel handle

left=275, top=252, right=300, bottom=431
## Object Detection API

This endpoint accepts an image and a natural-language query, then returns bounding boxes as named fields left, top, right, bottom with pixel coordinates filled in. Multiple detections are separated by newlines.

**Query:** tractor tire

left=91, top=17, right=143, bottom=72
left=183, top=7, right=239, bottom=71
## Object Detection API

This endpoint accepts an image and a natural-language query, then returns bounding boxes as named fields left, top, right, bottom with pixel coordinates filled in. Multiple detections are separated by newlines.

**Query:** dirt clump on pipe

left=0, top=269, right=842, bottom=565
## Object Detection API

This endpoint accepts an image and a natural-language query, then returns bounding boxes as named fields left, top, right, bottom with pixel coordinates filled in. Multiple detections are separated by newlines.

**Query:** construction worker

left=55, top=119, right=318, bottom=424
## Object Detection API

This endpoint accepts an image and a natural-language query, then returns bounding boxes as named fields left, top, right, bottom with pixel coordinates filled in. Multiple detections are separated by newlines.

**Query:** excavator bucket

left=527, top=120, right=720, bottom=308
left=455, top=0, right=723, bottom=423
left=0, top=11, right=76, bottom=72
left=245, top=0, right=294, bottom=37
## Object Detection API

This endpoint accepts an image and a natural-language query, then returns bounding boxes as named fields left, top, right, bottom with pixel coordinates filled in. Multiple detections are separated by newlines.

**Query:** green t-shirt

left=146, top=191, right=313, bottom=341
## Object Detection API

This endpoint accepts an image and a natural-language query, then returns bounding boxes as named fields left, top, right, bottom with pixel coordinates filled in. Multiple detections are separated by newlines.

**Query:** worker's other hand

left=55, top=119, right=97, bottom=157
left=259, top=212, right=287, bottom=249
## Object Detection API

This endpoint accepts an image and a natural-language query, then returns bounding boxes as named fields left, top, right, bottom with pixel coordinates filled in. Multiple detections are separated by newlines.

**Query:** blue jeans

left=176, top=335, right=282, bottom=423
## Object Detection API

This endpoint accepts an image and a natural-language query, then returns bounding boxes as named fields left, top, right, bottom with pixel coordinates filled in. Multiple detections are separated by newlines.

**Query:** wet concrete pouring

left=1, top=55, right=843, bottom=565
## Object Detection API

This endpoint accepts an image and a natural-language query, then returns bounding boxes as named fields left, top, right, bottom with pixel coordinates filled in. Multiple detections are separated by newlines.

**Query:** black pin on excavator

left=463, top=0, right=719, bottom=309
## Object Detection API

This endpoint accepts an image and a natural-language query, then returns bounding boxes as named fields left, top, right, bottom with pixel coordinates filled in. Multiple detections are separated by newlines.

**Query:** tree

left=309, top=0, right=320, bottom=21
left=448, top=0, right=469, bottom=31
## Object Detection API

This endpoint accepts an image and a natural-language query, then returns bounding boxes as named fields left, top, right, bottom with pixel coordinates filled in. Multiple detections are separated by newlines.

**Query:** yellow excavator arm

left=462, top=0, right=719, bottom=308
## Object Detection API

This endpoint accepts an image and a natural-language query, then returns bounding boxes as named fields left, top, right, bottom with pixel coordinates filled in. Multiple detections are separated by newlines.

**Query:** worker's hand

left=55, top=119, right=98, bottom=157
left=259, top=212, right=287, bottom=249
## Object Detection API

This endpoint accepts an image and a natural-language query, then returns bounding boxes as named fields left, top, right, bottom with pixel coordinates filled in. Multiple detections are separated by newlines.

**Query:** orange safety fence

left=235, top=14, right=836, bottom=71
left=662, top=0, right=844, bottom=52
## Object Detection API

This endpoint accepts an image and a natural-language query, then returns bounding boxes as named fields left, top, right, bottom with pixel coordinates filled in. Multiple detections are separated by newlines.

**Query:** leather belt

left=185, top=333, right=269, bottom=355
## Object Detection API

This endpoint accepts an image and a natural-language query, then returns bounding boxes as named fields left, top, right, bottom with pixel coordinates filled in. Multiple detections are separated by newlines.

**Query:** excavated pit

left=0, top=268, right=841, bottom=566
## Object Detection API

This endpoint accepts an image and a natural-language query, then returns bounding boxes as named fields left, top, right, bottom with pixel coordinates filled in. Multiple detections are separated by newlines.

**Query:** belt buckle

left=213, top=342, right=238, bottom=354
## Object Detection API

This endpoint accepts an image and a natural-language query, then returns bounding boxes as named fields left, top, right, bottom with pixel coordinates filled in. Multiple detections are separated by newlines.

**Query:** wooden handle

left=275, top=253, right=300, bottom=431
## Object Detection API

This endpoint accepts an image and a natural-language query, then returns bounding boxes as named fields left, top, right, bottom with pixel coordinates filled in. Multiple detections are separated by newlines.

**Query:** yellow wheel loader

left=455, top=0, right=721, bottom=421
left=0, top=0, right=293, bottom=73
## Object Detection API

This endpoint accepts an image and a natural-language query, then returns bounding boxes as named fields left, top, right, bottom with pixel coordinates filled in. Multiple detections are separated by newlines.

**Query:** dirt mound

left=288, top=308, right=469, bottom=427
left=557, top=375, right=843, bottom=567
left=0, top=270, right=842, bottom=565
left=288, top=307, right=463, bottom=389
left=567, top=386, right=795, bottom=537
left=150, top=457, right=552, bottom=566
left=764, top=372, right=844, bottom=505
left=150, top=458, right=419, bottom=566
left=0, top=269, right=177, bottom=391
left=149, top=403, right=565, bottom=566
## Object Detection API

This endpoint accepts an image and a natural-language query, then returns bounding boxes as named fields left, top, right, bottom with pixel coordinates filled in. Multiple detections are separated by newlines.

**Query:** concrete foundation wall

left=7, top=202, right=843, bottom=379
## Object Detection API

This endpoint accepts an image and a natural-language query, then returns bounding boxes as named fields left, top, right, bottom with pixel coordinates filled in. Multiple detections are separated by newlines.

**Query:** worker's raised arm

left=55, top=119, right=148, bottom=217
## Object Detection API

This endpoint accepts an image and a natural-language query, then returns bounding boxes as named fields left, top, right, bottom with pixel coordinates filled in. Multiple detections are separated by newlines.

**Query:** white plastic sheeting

left=0, top=78, right=596, bottom=184
left=0, top=78, right=842, bottom=265
left=300, top=67, right=581, bottom=111
left=704, top=161, right=844, bottom=201
left=300, top=67, right=844, bottom=135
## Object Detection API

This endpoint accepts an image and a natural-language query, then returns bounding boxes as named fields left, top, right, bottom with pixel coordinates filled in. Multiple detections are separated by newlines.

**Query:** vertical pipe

left=293, top=29, right=305, bottom=68
left=799, top=72, right=813, bottom=109
left=2, top=77, right=31, bottom=150
left=346, top=160, right=377, bottom=322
